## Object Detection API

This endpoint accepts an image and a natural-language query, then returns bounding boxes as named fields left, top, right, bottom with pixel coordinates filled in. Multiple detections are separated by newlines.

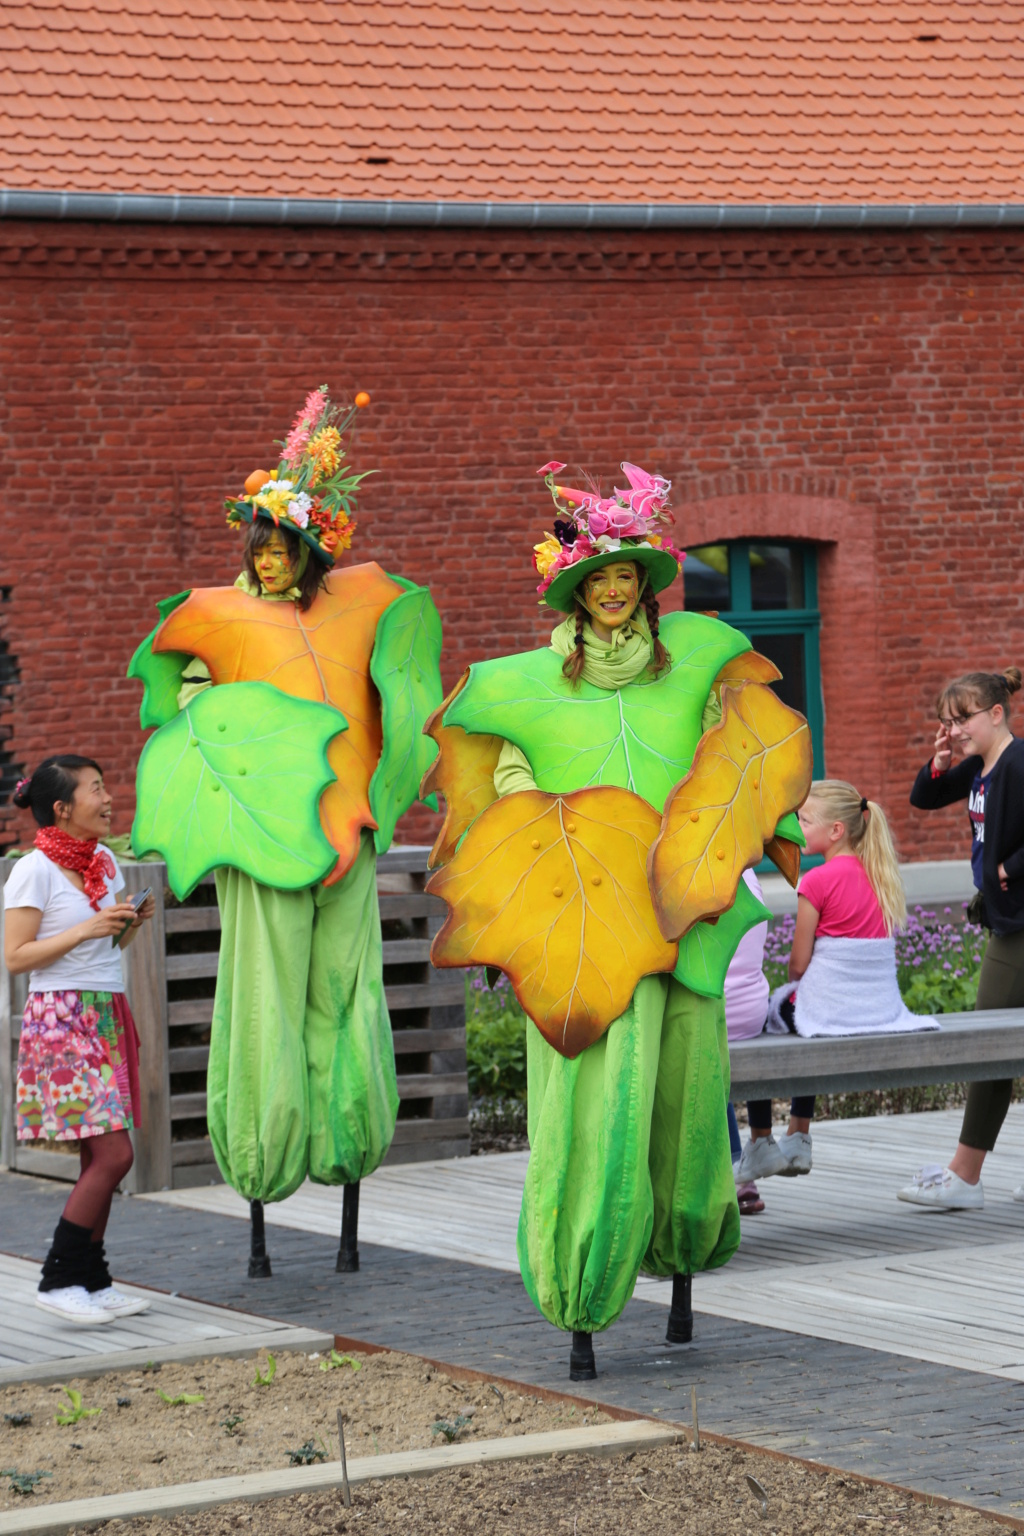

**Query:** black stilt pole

left=569, top=1330, right=596, bottom=1381
left=666, top=1272, right=693, bottom=1343
left=248, top=1199, right=272, bottom=1278
left=336, top=1181, right=360, bottom=1273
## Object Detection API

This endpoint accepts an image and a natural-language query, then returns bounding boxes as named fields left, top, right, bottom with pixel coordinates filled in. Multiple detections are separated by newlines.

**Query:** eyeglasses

left=938, top=709, right=989, bottom=731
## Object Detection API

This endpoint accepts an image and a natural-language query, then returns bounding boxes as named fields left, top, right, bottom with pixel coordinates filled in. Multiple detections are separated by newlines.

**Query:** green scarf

left=549, top=607, right=654, bottom=690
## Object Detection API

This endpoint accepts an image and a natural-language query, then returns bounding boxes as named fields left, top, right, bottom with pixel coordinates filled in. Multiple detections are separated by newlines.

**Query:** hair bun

left=11, top=776, right=32, bottom=809
left=1003, top=666, right=1022, bottom=695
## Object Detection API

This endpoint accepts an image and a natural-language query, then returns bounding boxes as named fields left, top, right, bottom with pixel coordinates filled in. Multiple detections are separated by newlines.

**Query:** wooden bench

left=728, top=1008, right=1024, bottom=1101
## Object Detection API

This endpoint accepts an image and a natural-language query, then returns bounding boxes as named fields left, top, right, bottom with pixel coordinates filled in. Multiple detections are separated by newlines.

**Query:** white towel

left=766, top=936, right=940, bottom=1038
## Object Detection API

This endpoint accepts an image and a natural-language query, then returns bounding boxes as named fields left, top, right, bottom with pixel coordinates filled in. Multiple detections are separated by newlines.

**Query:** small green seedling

left=156, top=1390, right=205, bottom=1407
left=3, top=1413, right=31, bottom=1427
left=220, top=1415, right=244, bottom=1437
left=285, top=1438, right=328, bottom=1467
left=252, top=1353, right=277, bottom=1388
left=319, top=1350, right=362, bottom=1373
left=1, top=1469, right=52, bottom=1496
left=431, top=1413, right=472, bottom=1443
left=141, top=1361, right=161, bottom=1373
left=54, top=1388, right=101, bottom=1427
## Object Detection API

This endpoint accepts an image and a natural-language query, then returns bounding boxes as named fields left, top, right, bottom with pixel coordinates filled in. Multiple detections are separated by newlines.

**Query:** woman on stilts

left=5, top=757, right=154, bottom=1323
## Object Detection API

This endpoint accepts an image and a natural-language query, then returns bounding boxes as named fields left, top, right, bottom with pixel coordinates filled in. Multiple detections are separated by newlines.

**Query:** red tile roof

left=2, top=0, right=1023, bottom=205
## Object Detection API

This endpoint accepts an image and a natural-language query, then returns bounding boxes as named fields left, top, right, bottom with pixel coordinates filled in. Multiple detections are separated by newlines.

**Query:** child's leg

left=947, top=931, right=1024, bottom=1183
left=726, top=1102, right=742, bottom=1163
left=788, top=1095, right=816, bottom=1136
left=63, top=1131, right=134, bottom=1232
left=746, top=1099, right=773, bottom=1140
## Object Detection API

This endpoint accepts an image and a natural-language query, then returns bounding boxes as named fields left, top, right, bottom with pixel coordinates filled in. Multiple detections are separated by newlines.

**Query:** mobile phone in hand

left=112, top=888, right=153, bottom=947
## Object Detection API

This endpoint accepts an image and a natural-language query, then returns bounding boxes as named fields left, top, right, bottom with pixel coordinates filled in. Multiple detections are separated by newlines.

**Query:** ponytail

left=805, top=779, right=907, bottom=936
left=936, top=666, right=1022, bottom=723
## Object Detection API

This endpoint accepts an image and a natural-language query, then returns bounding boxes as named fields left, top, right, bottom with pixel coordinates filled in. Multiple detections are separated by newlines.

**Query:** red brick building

left=2, top=2, right=1023, bottom=866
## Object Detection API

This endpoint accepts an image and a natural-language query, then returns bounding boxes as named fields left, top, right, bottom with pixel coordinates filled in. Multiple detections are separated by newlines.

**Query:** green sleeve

left=493, top=741, right=538, bottom=798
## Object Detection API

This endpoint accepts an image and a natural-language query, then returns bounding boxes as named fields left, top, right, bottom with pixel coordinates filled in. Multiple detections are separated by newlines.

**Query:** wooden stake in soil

left=690, top=1385, right=701, bottom=1452
left=336, top=1410, right=351, bottom=1507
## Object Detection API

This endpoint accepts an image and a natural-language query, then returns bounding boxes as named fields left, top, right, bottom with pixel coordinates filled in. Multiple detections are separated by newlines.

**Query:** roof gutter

left=2, top=191, right=1024, bottom=230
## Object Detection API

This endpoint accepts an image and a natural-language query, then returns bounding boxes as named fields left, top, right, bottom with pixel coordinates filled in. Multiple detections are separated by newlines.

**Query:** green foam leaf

left=127, top=590, right=193, bottom=729
left=672, top=876, right=771, bottom=999
left=368, top=581, right=443, bottom=853
left=774, top=810, right=804, bottom=845
left=131, top=681, right=343, bottom=898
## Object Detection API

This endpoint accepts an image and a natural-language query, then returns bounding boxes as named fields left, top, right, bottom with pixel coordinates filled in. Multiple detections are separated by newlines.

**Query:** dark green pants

left=959, top=927, right=1024, bottom=1152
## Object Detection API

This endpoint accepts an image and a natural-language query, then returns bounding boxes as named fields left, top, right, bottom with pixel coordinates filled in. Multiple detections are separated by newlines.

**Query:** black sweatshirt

left=910, top=737, right=1024, bottom=935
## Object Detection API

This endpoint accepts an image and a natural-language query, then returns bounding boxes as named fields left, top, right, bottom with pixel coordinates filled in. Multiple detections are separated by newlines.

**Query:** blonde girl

left=735, top=780, right=935, bottom=1183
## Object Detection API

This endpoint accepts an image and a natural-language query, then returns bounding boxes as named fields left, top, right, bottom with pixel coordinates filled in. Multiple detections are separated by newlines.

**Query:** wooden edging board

left=0, top=1329, right=334, bottom=1389
left=0, top=1420, right=679, bottom=1535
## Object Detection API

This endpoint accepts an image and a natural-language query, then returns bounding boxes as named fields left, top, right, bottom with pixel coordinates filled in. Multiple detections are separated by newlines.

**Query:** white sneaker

left=35, top=1286, right=115, bottom=1325
left=897, top=1165, right=984, bottom=1210
left=777, top=1131, right=813, bottom=1176
left=735, top=1135, right=789, bottom=1182
left=90, top=1286, right=151, bottom=1317
left=1013, top=1184, right=1023, bottom=1204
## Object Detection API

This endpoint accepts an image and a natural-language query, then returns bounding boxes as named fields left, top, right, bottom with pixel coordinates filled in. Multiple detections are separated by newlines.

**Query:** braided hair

left=560, top=601, right=589, bottom=687
left=642, top=588, right=671, bottom=678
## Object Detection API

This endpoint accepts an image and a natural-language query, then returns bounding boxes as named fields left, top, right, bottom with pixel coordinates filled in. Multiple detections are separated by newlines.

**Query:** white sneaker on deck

left=897, top=1165, right=984, bottom=1210
left=776, top=1131, right=813, bottom=1175
left=735, top=1135, right=789, bottom=1182
left=35, top=1286, right=115, bottom=1325
left=90, top=1286, right=151, bottom=1317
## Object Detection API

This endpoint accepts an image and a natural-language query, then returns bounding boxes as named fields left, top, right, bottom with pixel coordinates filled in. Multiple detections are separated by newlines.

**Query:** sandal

left=737, top=1181, right=765, bottom=1215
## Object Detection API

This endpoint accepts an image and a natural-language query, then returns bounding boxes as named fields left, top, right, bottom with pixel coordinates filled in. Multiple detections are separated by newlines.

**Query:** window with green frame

left=684, top=540, right=825, bottom=779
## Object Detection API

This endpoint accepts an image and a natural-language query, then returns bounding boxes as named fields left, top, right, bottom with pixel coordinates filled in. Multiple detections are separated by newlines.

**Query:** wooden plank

left=381, top=939, right=432, bottom=964
left=0, top=1328, right=334, bottom=1389
left=376, top=846, right=432, bottom=875
left=164, top=906, right=221, bottom=934
left=396, top=1073, right=467, bottom=1100
left=170, top=1092, right=208, bottom=1119
left=171, top=1138, right=217, bottom=1165
left=169, top=1045, right=211, bottom=1072
left=378, top=893, right=445, bottom=920
left=0, top=1421, right=679, bottom=1535
left=391, top=1028, right=466, bottom=1054
left=390, top=1117, right=471, bottom=1144
left=166, top=951, right=220, bottom=981
left=121, top=862, right=173, bottom=1194
left=169, top=998, right=215, bottom=1027
left=386, top=980, right=465, bottom=1010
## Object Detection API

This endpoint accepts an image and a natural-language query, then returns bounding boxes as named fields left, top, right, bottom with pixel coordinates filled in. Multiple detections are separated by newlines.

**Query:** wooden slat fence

left=0, top=848, right=469, bottom=1191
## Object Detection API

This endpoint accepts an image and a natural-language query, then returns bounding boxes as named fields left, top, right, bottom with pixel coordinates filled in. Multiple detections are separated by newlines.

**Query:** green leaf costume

left=129, top=562, right=444, bottom=1203
left=433, top=610, right=803, bottom=1334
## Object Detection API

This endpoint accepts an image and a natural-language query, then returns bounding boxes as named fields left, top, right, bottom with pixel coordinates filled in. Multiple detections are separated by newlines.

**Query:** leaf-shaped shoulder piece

left=673, top=876, right=772, bottom=998
left=131, top=681, right=341, bottom=899
left=427, top=786, right=677, bottom=1059
left=649, top=682, right=813, bottom=942
left=153, top=563, right=403, bottom=884
left=712, top=649, right=783, bottom=690
left=443, top=612, right=752, bottom=811
left=764, top=834, right=802, bottom=887
left=127, top=591, right=192, bottom=729
left=368, top=578, right=444, bottom=854
left=420, top=672, right=503, bottom=869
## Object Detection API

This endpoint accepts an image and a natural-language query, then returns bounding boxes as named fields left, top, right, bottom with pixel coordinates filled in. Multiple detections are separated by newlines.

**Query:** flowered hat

left=532, top=461, right=684, bottom=613
left=225, top=386, right=372, bottom=566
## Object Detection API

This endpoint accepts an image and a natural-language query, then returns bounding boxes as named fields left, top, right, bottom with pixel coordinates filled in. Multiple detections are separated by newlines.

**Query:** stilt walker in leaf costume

left=423, top=460, right=812, bottom=1379
left=128, top=389, right=443, bottom=1274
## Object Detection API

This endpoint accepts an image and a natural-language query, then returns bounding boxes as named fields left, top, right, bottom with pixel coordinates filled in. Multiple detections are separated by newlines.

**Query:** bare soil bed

left=112, top=1443, right=1008, bottom=1536
left=0, top=1347, right=607, bottom=1507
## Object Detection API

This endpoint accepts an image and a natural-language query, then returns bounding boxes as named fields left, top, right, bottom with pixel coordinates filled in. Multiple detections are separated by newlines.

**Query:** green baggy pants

left=517, top=974, right=739, bottom=1334
left=207, top=831, right=399, bottom=1204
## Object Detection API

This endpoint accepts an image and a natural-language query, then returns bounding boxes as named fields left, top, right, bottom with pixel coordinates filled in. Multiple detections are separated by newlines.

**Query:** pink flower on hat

left=537, top=461, right=567, bottom=475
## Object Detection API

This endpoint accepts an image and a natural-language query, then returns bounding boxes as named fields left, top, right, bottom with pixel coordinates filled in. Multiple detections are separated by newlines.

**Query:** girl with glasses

left=898, top=667, right=1024, bottom=1209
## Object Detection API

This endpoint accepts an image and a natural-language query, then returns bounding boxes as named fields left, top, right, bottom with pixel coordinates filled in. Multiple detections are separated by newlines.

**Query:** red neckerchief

left=34, top=826, right=115, bottom=911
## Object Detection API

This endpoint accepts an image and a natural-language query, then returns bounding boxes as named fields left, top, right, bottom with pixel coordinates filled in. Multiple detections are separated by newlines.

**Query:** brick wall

left=2, top=221, right=1023, bottom=866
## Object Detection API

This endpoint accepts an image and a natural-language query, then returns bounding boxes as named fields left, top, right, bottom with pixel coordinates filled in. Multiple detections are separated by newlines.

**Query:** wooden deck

left=146, top=1105, right=1024, bottom=1383
left=0, top=1253, right=332, bottom=1384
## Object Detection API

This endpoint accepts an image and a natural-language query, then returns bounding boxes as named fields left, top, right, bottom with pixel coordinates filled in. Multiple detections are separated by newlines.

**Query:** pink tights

left=62, top=1131, right=134, bottom=1238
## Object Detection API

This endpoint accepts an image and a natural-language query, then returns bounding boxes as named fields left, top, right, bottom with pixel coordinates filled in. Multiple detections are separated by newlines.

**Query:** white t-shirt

left=3, top=847, right=126, bottom=993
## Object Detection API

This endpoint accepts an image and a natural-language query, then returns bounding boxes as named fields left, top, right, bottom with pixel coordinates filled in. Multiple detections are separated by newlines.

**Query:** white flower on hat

left=287, top=492, right=312, bottom=528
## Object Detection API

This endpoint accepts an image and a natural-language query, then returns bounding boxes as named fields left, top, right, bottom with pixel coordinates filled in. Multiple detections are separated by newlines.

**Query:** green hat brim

left=233, top=505, right=336, bottom=567
left=543, top=545, right=680, bottom=613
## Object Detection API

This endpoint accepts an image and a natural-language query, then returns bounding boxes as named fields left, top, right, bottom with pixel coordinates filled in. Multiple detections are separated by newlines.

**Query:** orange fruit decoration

left=354, top=392, right=371, bottom=409
left=244, top=469, right=271, bottom=495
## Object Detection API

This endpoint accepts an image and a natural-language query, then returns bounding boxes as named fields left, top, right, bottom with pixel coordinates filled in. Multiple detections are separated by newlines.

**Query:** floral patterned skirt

left=16, top=991, right=141, bottom=1142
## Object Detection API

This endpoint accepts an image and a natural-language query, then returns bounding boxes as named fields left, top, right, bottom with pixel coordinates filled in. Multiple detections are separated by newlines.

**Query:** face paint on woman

left=580, top=563, right=641, bottom=640
left=254, top=532, right=298, bottom=594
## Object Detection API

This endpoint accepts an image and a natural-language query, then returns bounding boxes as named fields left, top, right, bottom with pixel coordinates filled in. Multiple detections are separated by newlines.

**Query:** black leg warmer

left=85, top=1240, right=113, bottom=1293
left=38, top=1217, right=94, bottom=1293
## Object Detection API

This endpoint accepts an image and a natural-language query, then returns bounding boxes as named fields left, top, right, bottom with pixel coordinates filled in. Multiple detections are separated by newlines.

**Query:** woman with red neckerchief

left=4, top=756, right=155, bottom=1323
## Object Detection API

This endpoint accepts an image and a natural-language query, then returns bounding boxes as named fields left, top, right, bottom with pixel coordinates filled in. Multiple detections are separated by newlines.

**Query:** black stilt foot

left=336, top=1182, right=360, bottom=1273
left=248, top=1200, right=272, bottom=1278
left=569, top=1330, right=596, bottom=1381
left=666, top=1272, right=693, bottom=1343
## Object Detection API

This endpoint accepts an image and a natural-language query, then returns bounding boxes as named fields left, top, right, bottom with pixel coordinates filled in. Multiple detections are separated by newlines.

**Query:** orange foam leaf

left=420, top=671, right=502, bottom=869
